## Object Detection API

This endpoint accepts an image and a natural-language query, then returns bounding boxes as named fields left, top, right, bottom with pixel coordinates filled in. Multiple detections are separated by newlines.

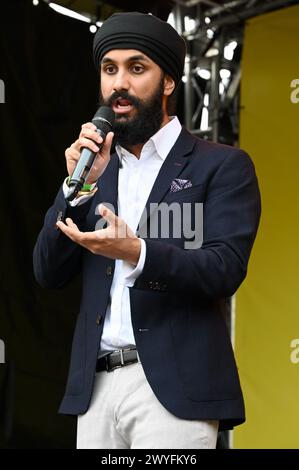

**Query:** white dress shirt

left=63, top=116, right=182, bottom=355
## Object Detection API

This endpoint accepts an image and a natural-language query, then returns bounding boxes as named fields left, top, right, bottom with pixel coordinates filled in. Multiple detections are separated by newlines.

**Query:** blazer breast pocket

left=164, top=183, right=206, bottom=203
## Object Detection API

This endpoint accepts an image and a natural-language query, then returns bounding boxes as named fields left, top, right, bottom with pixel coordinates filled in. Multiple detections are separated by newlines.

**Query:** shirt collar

left=115, top=116, right=182, bottom=164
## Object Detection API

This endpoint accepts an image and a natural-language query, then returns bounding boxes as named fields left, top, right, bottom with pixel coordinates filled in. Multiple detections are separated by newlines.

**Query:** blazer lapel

left=137, top=127, right=196, bottom=232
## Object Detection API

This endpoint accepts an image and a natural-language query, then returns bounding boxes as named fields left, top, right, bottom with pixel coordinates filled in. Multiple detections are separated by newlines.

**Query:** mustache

left=105, top=91, right=142, bottom=109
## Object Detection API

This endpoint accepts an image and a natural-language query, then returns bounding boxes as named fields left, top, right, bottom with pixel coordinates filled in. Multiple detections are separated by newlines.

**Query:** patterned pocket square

left=170, top=178, right=193, bottom=193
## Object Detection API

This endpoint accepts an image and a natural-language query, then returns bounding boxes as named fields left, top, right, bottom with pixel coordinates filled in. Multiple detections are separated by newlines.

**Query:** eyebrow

left=101, top=54, right=151, bottom=65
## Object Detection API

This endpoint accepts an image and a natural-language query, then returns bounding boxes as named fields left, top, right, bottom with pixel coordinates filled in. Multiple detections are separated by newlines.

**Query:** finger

left=79, top=127, right=103, bottom=146
left=101, top=131, right=114, bottom=154
left=65, top=146, right=79, bottom=162
left=97, top=204, right=129, bottom=238
left=56, top=218, right=81, bottom=242
left=65, top=218, right=79, bottom=230
left=81, top=122, right=97, bottom=131
left=98, top=204, right=118, bottom=225
left=62, top=225, right=101, bottom=251
left=56, top=220, right=73, bottom=238
left=56, top=220, right=65, bottom=230
left=76, top=137, right=100, bottom=153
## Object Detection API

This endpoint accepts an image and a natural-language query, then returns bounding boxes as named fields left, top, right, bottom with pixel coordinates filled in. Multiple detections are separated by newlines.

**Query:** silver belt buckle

left=119, top=349, right=124, bottom=366
left=107, top=349, right=124, bottom=372
left=123, top=347, right=139, bottom=366
left=106, top=348, right=138, bottom=372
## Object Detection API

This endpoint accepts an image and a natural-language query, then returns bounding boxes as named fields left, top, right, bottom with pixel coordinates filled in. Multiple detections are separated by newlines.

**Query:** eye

left=104, top=65, right=116, bottom=74
left=131, top=64, right=144, bottom=74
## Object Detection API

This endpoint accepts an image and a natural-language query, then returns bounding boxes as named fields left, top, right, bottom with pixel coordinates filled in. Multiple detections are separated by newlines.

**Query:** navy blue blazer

left=33, top=127, right=261, bottom=431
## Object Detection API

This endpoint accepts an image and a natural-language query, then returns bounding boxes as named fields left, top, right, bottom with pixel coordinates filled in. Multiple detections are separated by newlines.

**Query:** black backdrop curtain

left=0, top=0, right=99, bottom=448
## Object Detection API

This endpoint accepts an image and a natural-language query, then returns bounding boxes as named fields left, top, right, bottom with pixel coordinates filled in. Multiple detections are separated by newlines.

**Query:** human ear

left=164, top=74, right=175, bottom=96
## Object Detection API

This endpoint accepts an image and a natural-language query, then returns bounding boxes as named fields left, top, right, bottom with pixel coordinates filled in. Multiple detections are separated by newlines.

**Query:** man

left=33, top=12, right=261, bottom=449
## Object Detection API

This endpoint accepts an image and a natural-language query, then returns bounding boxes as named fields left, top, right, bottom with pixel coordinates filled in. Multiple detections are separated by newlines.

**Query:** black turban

left=93, top=12, right=186, bottom=88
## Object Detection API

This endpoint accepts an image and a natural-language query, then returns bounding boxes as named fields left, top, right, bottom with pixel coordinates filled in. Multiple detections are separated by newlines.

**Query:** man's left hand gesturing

left=56, top=203, right=141, bottom=266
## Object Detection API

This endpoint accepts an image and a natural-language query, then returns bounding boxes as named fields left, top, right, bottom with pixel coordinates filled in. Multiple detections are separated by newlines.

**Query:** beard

left=98, top=77, right=164, bottom=150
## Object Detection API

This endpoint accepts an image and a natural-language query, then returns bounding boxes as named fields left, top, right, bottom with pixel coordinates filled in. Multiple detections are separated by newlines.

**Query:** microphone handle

left=66, top=128, right=105, bottom=202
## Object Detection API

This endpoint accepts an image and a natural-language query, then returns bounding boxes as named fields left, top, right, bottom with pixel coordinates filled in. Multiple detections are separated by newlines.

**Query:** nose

left=112, top=69, right=130, bottom=92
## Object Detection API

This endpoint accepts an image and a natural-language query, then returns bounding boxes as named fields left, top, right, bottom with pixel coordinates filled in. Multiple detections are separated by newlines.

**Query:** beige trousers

left=77, top=360, right=218, bottom=449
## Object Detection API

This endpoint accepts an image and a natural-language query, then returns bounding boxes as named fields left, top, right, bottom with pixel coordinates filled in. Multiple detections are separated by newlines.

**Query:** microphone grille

left=92, top=106, right=115, bottom=130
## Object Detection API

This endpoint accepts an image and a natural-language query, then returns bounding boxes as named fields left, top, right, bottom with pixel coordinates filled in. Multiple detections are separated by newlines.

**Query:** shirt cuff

left=62, top=177, right=97, bottom=207
left=123, top=238, right=146, bottom=287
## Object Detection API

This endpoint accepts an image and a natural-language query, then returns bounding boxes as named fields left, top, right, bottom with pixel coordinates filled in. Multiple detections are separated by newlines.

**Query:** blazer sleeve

left=33, top=186, right=93, bottom=289
left=133, top=149, right=261, bottom=299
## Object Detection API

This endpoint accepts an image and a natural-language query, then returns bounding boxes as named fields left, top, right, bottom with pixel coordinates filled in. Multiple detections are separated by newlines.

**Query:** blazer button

left=56, top=210, right=63, bottom=222
left=96, top=314, right=103, bottom=326
left=106, top=265, right=113, bottom=276
left=55, top=210, right=63, bottom=229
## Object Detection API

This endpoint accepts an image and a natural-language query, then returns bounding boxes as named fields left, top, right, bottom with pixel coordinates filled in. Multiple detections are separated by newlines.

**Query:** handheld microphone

left=66, top=106, right=115, bottom=202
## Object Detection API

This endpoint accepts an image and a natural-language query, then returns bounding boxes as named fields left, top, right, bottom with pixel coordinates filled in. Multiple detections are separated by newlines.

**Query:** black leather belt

left=96, top=348, right=139, bottom=373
